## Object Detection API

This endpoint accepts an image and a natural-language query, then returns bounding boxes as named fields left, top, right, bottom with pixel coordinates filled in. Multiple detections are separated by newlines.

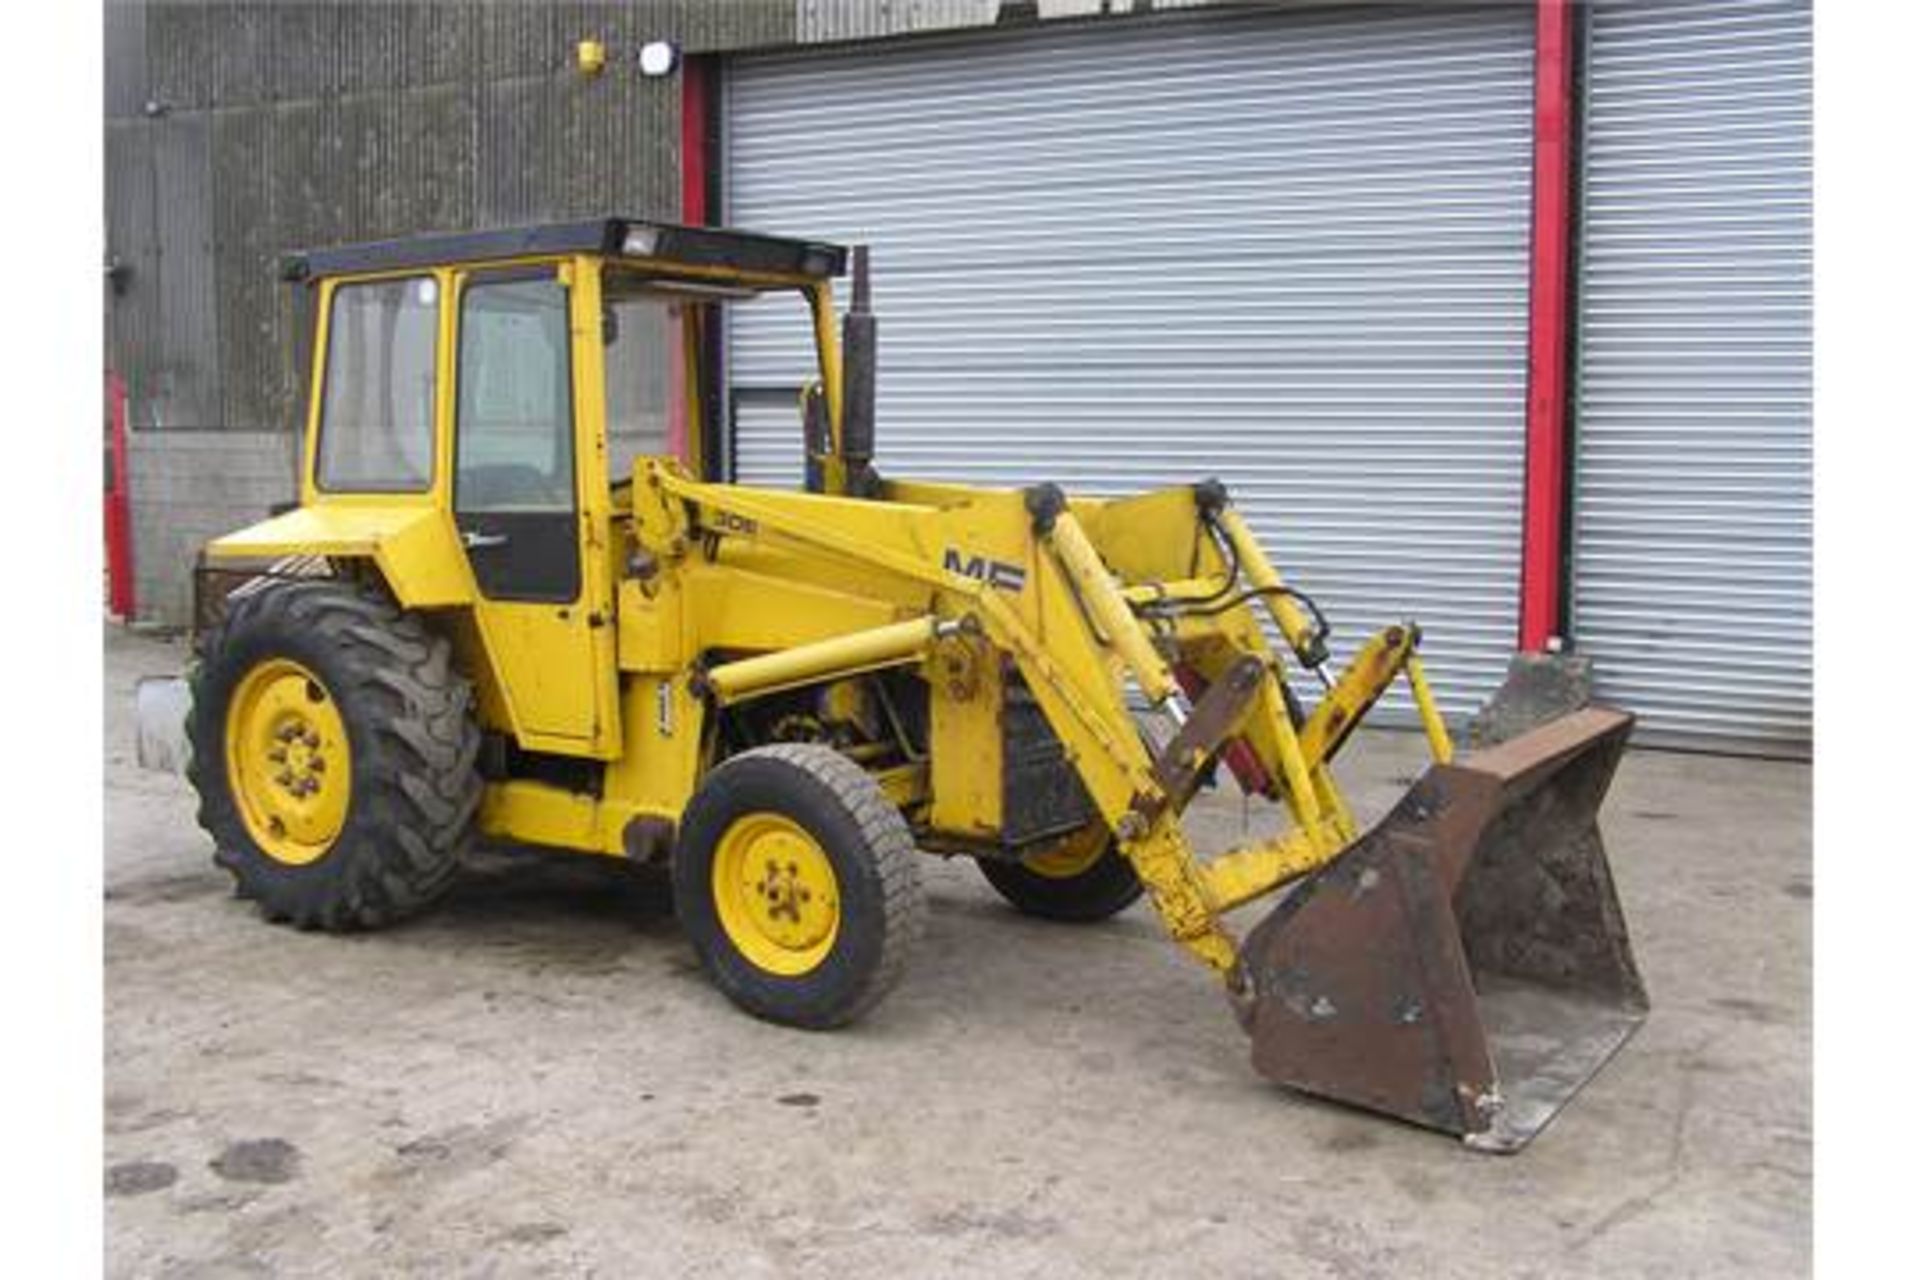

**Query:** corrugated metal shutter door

left=1572, top=0, right=1812, bottom=752
left=726, top=5, right=1536, bottom=716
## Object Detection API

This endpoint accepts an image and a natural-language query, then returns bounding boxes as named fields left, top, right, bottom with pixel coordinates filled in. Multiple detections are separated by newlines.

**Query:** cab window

left=315, top=276, right=439, bottom=492
left=601, top=283, right=671, bottom=486
left=455, top=274, right=575, bottom=512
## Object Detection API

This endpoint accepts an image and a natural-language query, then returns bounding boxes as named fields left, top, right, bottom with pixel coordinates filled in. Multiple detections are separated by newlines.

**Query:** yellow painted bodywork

left=452, top=262, right=622, bottom=754
left=208, top=505, right=473, bottom=608
left=927, top=629, right=1006, bottom=840
left=704, top=618, right=936, bottom=705
left=212, top=239, right=1463, bottom=990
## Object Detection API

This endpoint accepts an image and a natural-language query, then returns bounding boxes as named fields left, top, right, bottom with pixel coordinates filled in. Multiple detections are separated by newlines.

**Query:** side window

left=602, top=292, right=672, bottom=485
left=315, top=277, right=439, bottom=492
left=455, top=275, right=575, bottom=513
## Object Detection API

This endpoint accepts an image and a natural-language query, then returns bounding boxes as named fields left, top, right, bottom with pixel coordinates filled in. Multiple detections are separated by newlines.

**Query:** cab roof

left=279, top=217, right=848, bottom=283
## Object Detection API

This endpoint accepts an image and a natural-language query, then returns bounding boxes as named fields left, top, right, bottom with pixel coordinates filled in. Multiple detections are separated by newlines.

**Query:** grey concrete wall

left=128, top=431, right=297, bottom=627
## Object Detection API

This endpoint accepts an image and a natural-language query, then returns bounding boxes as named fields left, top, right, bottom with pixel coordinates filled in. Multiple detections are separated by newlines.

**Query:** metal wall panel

left=104, top=1, right=150, bottom=120
left=147, top=0, right=212, bottom=112
left=212, top=107, right=280, bottom=434
left=152, top=115, right=221, bottom=430
left=727, top=4, right=1537, bottom=717
left=105, top=121, right=159, bottom=413
left=1572, top=0, right=1811, bottom=752
left=796, top=0, right=1000, bottom=44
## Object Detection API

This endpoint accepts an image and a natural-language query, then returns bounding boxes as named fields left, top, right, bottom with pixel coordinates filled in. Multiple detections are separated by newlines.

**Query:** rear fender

left=204, top=504, right=474, bottom=609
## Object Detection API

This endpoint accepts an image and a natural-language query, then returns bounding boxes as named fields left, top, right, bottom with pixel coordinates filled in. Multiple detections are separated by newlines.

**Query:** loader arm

left=655, top=467, right=1443, bottom=979
left=652, top=467, right=1242, bottom=969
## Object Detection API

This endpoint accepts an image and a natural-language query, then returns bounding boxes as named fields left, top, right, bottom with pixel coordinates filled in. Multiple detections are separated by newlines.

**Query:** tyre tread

left=186, top=580, right=481, bottom=931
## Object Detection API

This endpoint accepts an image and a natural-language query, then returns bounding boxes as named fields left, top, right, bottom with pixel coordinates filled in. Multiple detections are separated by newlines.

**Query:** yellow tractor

left=151, top=219, right=1645, bottom=1150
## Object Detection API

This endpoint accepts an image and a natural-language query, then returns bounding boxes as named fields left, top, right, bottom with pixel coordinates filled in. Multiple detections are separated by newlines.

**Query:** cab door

left=452, top=265, right=615, bottom=753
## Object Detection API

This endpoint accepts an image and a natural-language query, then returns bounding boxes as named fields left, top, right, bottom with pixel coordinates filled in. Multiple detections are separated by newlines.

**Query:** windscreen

left=315, top=276, right=439, bottom=492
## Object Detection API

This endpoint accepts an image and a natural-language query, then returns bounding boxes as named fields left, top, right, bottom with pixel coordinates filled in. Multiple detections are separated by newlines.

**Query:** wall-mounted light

left=638, top=40, right=681, bottom=77
left=576, top=39, right=607, bottom=77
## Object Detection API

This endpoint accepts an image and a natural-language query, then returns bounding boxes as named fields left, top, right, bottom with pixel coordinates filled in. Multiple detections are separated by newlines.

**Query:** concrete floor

left=103, top=625, right=1810, bottom=1278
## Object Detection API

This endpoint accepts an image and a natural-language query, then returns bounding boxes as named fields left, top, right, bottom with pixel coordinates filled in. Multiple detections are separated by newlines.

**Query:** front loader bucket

left=1238, top=707, right=1645, bottom=1151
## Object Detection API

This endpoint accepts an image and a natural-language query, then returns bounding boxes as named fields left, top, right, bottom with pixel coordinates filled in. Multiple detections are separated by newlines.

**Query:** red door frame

left=1519, top=0, right=1577, bottom=652
left=668, top=56, right=714, bottom=466
left=105, top=371, right=135, bottom=618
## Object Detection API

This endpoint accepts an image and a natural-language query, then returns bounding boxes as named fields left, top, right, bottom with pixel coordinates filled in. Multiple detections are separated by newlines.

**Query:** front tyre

left=185, top=581, right=482, bottom=930
left=673, top=744, right=924, bottom=1029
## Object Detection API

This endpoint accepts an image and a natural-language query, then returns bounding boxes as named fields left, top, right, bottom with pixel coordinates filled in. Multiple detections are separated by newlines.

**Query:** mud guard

left=1238, top=707, right=1646, bottom=1151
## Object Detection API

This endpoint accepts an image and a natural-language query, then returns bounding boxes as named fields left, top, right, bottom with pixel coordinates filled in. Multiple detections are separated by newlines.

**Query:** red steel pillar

left=105, top=371, right=135, bottom=619
left=668, top=55, right=713, bottom=465
left=1518, top=0, right=1576, bottom=651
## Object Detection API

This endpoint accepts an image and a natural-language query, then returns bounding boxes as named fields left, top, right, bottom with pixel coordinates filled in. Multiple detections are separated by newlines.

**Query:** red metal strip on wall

left=105, top=371, right=135, bottom=618
left=668, top=57, right=712, bottom=464
left=1518, top=0, right=1575, bottom=652
left=682, top=57, right=710, bottom=226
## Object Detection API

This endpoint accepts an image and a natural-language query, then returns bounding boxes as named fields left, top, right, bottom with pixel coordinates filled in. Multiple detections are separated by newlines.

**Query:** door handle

left=461, top=530, right=509, bottom=551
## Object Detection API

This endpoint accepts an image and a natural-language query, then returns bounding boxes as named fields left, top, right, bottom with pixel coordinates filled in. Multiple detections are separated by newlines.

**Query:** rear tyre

left=673, top=744, right=923, bottom=1029
left=185, top=580, right=482, bottom=930
left=977, top=825, right=1143, bottom=923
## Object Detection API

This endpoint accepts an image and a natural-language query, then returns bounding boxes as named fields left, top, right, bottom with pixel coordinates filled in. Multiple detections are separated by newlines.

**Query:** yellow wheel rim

left=711, top=813, right=840, bottom=976
left=1023, top=825, right=1108, bottom=880
left=223, top=658, right=352, bottom=866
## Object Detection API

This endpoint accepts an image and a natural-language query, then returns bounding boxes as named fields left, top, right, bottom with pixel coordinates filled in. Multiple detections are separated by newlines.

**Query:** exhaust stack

left=839, top=245, right=877, bottom=490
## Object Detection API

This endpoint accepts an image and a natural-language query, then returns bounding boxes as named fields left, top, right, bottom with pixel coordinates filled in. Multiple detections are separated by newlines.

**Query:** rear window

left=315, top=277, right=439, bottom=492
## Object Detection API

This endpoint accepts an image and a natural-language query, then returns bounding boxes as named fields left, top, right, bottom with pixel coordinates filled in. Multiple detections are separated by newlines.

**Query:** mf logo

left=943, top=547, right=1027, bottom=593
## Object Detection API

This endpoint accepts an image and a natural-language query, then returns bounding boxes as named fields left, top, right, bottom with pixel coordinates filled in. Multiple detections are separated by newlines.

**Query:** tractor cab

left=283, top=217, right=851, bottom=494
left=204, top=220, right=861, bottom=756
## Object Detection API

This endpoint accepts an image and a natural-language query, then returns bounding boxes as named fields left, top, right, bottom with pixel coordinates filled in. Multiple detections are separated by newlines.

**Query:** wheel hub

left=224, top=658, right=351, bottom=865
left=1023, top=824, right=1108, bottom=880
left=712, top=814, right=840, bottom=975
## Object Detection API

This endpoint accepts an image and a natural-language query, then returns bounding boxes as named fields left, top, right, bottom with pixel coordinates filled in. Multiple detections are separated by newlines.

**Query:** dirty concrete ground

left=103, top=625, right=1810, bottom=1278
